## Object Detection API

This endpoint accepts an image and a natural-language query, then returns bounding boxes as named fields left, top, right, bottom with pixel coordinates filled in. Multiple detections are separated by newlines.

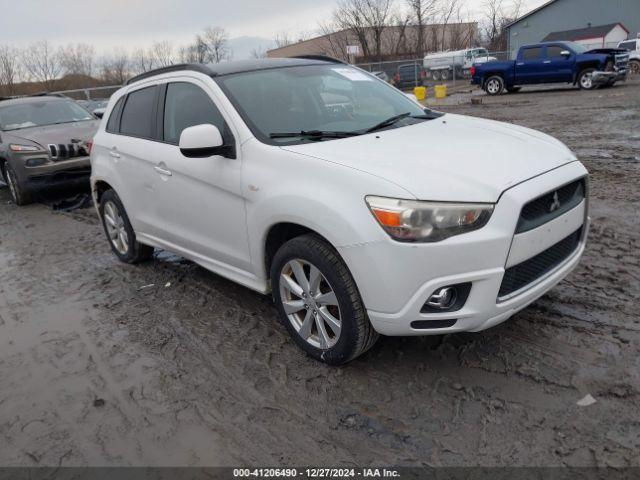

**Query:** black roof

left=126, top=56, right=344, bottom=85
left=542, top=23, right=624, bottom=42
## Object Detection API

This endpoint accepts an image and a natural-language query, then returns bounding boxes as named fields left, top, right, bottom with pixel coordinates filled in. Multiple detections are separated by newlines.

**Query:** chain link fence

left=355, top=51, right=509, bottom=90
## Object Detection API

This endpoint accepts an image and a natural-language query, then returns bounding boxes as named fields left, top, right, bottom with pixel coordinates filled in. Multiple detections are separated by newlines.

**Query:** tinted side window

left=619, top=41, right=636, bottom=50
left=546, top=46, right=566, bottom=58
left=163, top=82, right=226, bottom=145
left=120, top=86, right=156, bottom=138
left=523, top=48, right=542, bottom=60
left=106, top=97, right=125, bottom=133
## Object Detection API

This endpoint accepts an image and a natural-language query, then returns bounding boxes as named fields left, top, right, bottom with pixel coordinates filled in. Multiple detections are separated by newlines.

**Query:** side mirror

left=561, top=50, right=571, bottom=57
left=94, top=111, right=104, bottom=119
left=179, top=124, right=234, bottom=158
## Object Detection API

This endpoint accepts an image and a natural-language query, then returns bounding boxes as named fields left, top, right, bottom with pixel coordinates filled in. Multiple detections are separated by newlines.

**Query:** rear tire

left=99, top=189, right=154, bottom=264
left=271, top=234, right=378, bottom=365
left=484, top=75, right=504, bottom=95
left=440, top=69, right=450, bottom=81
left=432, top=70, right=441, bottom=81
left=5, top=163, right=33, bottom=206
left=578, top=68, right=597, bottom=90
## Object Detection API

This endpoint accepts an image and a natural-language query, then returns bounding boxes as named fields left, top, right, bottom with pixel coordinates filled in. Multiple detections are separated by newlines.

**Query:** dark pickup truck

left=471, top=41, right=630, bottom=95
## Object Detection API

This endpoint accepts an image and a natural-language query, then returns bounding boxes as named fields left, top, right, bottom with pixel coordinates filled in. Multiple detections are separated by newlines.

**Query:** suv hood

left=282, top=113, right=576, bottom=202
left=4, top=120, right=100, bottom=149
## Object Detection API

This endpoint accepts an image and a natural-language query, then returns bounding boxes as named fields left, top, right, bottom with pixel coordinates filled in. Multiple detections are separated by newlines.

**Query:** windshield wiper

left=364, top=110, right=444, bottom=134
left=364, top=112, right=411, bottom=133
left=269, top=130, right=360, bottom=140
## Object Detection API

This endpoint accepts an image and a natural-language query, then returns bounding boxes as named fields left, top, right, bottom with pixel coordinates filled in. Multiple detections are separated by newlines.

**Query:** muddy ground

left=1, top=79, right=639, bottom=468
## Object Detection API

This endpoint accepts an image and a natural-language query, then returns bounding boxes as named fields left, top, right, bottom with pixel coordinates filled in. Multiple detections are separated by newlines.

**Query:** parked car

left=91, top=57, right=589, bottom=364
left=472, top=41, right=630, bottom=95
left=0, top=95, right=99, bottom=205
left=617, top=38, right=640, bottom=75
left=424, top=47, right=497, bottom=81
left=85, top=99, right=110, bottom=118
left=393, top=63, right=425, bottom=90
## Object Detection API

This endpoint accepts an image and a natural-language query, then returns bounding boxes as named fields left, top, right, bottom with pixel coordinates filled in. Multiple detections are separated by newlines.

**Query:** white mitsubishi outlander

left=91, top=57, right=589, bottom=365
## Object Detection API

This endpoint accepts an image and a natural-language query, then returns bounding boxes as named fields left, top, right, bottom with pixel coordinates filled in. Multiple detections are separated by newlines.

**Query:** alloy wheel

left=279, top=259, right=342, bottom=349
left=103, top=200, right=129, bottom=255
left=487, top=79, right=501, bottom=94
left=630, top=62, right=640, bottom=75
left=580, top=73, right=593, bottom=89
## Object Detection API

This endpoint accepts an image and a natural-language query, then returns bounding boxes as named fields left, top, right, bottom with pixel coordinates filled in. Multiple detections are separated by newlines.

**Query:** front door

left=152, top=80, right=251, bottom=272
left=515, top=46, right=545, bottom=84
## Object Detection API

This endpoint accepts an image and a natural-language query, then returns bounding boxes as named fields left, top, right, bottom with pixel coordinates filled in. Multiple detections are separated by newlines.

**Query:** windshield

left=563, top=42, right=589, bottom=54
left=0, top=100, right=94, bottom=131
left=215, top=64, right=432, bottom=145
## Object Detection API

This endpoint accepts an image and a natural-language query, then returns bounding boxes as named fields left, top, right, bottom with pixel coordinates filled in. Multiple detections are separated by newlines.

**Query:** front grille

left=516, top=179, right=585, bottom=233
left=498, top=227, right=582, bottom=299
left=48, top=143, right=89, bottom=161
left=615, top=53, right=630, bottom=71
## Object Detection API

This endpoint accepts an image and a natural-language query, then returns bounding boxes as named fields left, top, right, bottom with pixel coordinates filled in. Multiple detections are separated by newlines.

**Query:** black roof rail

left=293, top=55, right=346, bottom=64
left=126, top=63, right=214, bottom=85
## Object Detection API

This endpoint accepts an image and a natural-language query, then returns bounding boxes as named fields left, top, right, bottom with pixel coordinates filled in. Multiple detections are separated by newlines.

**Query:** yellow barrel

left=434, top=85, right=447, bottom=99
left=413, top=86, right=427, bottom=101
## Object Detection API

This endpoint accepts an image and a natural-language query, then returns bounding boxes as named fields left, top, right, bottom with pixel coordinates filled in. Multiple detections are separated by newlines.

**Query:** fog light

left=426, top=287, right=456, bottom=310
left=26, top=158, right=48, bottom=167
left=421, top=283, right=472, bottom=313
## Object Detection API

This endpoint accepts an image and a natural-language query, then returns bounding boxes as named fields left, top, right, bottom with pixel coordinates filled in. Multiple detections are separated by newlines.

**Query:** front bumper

left=338, top=161, right=589, bottom=336
left=592, top=70, right=627, bottom=84
left=23, top=157, right=91, bottom=188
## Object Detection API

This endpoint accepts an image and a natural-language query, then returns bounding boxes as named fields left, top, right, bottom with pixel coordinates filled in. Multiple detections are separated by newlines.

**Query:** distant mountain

left=227, top=36, right=274, bottom=60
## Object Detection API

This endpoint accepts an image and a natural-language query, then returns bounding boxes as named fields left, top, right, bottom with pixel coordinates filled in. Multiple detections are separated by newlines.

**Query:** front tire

left=99, top=189, right=154, bottom=264
left=5, top=163, right=32, bottom=206
left=578, top=68, right=597, bottom=90
left=271, top=234, right=378, bottom=365
left=630, top=60, right=640, bottom=76
left=484, top=75, right=504, bottom=95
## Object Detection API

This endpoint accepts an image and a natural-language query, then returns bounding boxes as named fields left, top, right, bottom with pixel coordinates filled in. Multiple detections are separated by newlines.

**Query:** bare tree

left=405, top=0, right=438, bottom=57
left=178, top=37, right=208, bottom=63
left=318, top=21, right=353, bottom=61
left=22, top=40, right=62, bottom=90
left=332, top=0, right=393, bottom=61
left=0, top=45, right=21, bottom=96
left=200, top=26, right=231, bottom=63
left=59, top=43, right=95, bottom=77
left=273, top=31, right=294, bottom=49
left=482, top=0, right=522, bottom=51
left=249, top=46, right=268, bottom=59
left=130, top=47, right=155, bottom=75
left=149, top=41, right=175, bottom=68
left=101, top=48, right=130, bottom=84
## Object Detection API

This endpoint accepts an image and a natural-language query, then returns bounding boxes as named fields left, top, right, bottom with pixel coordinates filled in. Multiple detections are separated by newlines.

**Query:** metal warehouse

left=506, top=0, right=640, bottom=58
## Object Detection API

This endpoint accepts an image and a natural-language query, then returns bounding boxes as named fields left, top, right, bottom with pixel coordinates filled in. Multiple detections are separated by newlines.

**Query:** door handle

left=543, top=60, right=551, bottom=64
left=154, top=166, right=172, bottom=176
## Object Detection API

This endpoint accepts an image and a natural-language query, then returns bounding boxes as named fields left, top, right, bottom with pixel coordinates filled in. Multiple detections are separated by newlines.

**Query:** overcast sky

left=0, top=0, right=548, bottom=57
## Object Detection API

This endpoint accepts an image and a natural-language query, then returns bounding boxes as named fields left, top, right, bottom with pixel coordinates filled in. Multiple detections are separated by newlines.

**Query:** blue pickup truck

left=471, top=41, right=630, bottom=95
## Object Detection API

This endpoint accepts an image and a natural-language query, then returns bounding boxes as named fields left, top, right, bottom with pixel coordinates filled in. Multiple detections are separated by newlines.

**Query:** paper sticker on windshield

left=332, top=68, right=373, bottom=82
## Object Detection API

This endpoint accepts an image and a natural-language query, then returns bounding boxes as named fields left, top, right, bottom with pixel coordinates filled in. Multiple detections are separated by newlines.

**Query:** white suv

left=91, top=57, right=589, bottom=364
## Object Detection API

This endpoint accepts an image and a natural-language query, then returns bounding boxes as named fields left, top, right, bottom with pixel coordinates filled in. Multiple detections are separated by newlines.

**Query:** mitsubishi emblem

left=549, top=191, right=561, bottom=212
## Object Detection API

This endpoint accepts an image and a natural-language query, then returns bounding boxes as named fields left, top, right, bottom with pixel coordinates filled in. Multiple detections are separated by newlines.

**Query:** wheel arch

left=92, top=179, right=115, bottom=205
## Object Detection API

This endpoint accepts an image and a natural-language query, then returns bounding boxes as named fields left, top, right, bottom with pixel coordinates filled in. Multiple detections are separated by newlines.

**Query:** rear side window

left=523, top=48, right=542, bottom=60
left=619, top=40, right=636, bottom=50
left=106, top=97, right=124, bottom=133
left=120, top=86, right=157, bottom=138
left=163, top=82, right=226, bottom=145
left=546, top=46, right=566, bottom=58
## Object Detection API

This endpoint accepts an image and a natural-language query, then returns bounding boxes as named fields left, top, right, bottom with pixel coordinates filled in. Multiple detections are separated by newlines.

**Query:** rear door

left=515, top=46, right=544, bottom=84
left=106, top=84, right=162, bottom=235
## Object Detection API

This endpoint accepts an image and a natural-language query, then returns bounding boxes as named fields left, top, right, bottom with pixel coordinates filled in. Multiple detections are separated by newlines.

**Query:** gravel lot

left=1, top=79, right=639, bottom=468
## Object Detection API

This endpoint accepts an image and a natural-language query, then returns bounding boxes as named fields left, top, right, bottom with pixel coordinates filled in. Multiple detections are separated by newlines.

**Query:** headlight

left=366, top=196, right=494, bottom=243
left=10, top=144, right=42, bottom=152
